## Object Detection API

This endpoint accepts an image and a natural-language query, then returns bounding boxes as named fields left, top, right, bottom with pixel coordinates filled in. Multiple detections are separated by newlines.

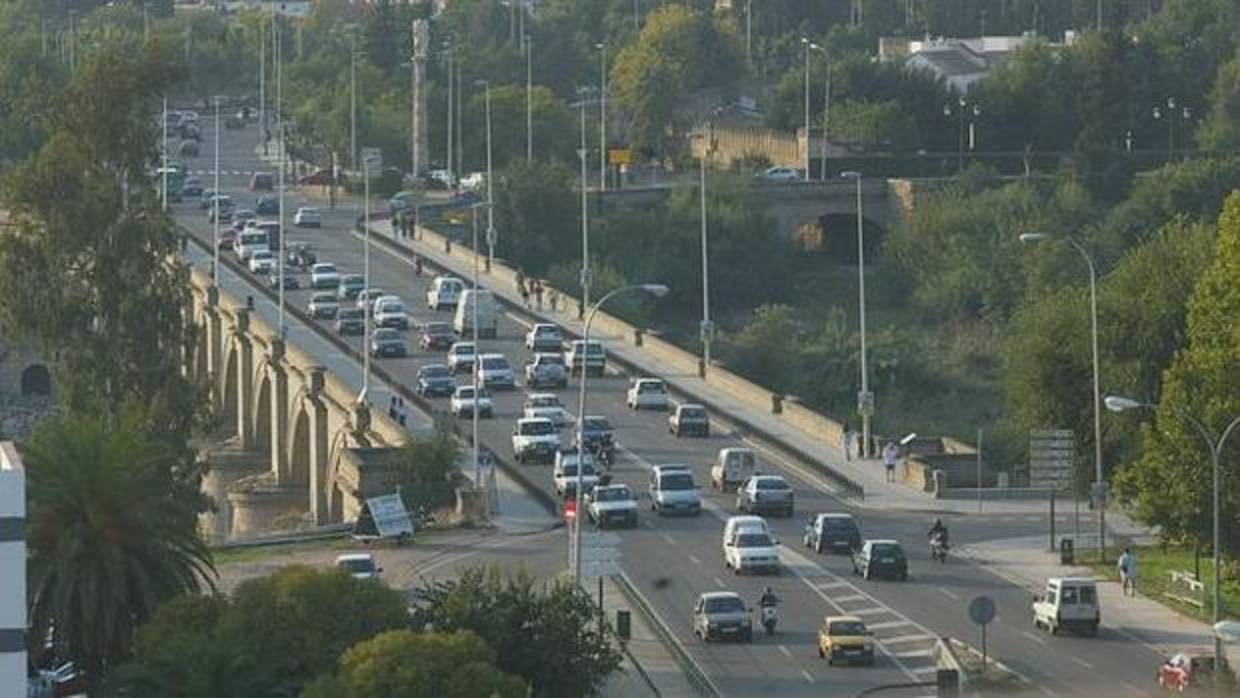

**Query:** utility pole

left=446, top=47, right=454, bottom=184
left=259, top=21, right=265, bottom=130
left=350, top=28, right=358, bottom=169
left=598, top=42, right=608, bottom=191
left=699, top=130, right=712, bottom=378
left=525, top=34, right=533, bottom=163
left=161, top=97, right=168, bottom=212
left=746, top=0, right=752, bottom=65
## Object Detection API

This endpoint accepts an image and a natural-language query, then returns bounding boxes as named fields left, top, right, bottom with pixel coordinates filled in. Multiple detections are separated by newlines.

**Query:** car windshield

left=661, top=473, right=695, bottom=490
left=342, top=275, right=363, bottom=285
left=736, top=532, right=773, bottom=548
left=593, top=486, right=631, bottom=502
left=538, top=355, right=564, bottom=365
left=756, top=478, right=790, bottom=491
left=339, top=308, right=363, bottom=319
left=380, top=302, right=405, bottom=313
left=683, top=407, right=707, bottom=419
left=374, top=329, right=399, bottom=340
left=529, top=396, right=558, bottom=408
left=704, top=596, right=745, bottom=614
left=314, top=264, right=336, bottom=274
left=252, top=251, right=272, bottom=260
left=823, top=518, right=856, bottom=531
left=829, top=621, right=868, bottom=636
left=481, top=357, right=510, bottom=370
left=640, top=382, right=665, bottom=393
left=422, top=365, right=450, bottom=378
left=338, top=558, right=375, bottom=574
left=453, top=344, right=475, bottom=355
left=870, top=544, right=904, bottom=558
left=312, top=294, right=335, bottom=303
left=583, top=417, right=611, bottom=432
left=427, top=323, right=452, bottom=335
left=560, top=463, right=596, bottom=477
left=300, top=208, right=319, bottom=215
left=521, top=421, right=555, bottom=436
left=536, top=325, right=559, bottom=336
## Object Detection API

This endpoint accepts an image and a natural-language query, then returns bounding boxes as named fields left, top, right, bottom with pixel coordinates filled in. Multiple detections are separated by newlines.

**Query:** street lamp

left=943, top=97, right=981, bottom=172
left=801, top=38, right=819, bottom=181
left=1106, top=395, right=1240, bottom=671
left=357, top=153, right=379, bottom=405
left=212, top=96, right=222, bottom=286
left=572, top=283, right=670, bottom=583
left=275, top=15, right=287, bottom=340
left=745, top=0, right=753, bottom=65
left=475, top=80, right=495, bottom=272
left=471, top=201, right=493, bottom=512
left=577, top=96, right=591, bottom=320
left=1021, top=232, right=1106, bottom=561
left=841, top=171, right=871, bottom=458
left=697, top=128, right=714, bottom=378
left=597, top=42, right=608, bottom=191
left=524, top=33, right=533, bottom=163
left=1153, top=98, right=1191, bottom=163
left=350, top=26, right=358, bottom=169
left=807, top=42, right=827, bottom=181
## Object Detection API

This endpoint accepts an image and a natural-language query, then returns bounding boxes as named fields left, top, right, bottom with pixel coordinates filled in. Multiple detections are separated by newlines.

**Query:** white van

left=1032, top=577, right=1100, bottom=636
left=426, top=276, right=465, bottom=310
left=711, top=448, right=756, bottom=492
left=236, top=229, right=269, bottom=261
left=722, top=515, right=779, bottom=574
left=454, top=289, right=498, bottom=339
left=648, top=464, right=701, bottom=517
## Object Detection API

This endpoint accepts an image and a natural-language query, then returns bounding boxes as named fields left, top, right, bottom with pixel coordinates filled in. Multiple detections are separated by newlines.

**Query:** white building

left=890, top=33, right=1076, bottom=93
left=0, top=441, right=25, bottom=698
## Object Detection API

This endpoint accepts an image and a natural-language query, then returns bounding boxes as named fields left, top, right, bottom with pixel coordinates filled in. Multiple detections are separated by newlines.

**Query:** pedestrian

left=882, top=441, right=899, bottom=483
left=533, top=279, right=544, bottom=310
left=841, top=422, right=853, bottom=461
left=549, top=288, right=559, bottom=313
left=519, top=280, right=530, bottom=308
left=1118, top=548, right=1138, bottom=596
left=404, top=215, right=413, bottom=239
left=515, top=270, right=526, bottom=297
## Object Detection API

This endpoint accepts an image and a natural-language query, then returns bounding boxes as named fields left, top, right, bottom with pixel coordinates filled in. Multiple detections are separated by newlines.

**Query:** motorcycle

left=760, top=605, right=778, bottom=635
left=929, top=532, right=949, bottom=563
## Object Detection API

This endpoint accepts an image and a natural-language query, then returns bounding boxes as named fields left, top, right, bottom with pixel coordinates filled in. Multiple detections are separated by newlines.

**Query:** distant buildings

left=882, top=33, right=1077, bottom=93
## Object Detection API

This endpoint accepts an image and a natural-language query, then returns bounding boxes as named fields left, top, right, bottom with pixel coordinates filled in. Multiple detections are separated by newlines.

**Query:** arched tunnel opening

left=802, top=213, right=887, bottom=265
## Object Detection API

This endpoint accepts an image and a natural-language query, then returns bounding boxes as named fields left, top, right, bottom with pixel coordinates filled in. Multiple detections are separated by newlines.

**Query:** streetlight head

left=1104, top=395, right=1144, bottom=413
left=840, top=171, right=862, bottom=179
left=1019, top=232, right=1049, bottom=243
left=639, top=284, right=670, bottom=298
left=801, top=37, right=810, bottom=44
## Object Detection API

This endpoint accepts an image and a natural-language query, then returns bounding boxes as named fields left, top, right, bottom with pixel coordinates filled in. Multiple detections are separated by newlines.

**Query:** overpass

left=187, top=267, right=410, bottom=538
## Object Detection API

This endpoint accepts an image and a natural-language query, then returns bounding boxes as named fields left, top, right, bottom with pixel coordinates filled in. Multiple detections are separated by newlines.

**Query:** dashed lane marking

left=712, top=577, right=726, bottom=589
left=660, top=533, right=676, bottom=546
left=848, top=607, right=892, bottom=617
left=778, top=644, right=792, bottom=658
left=1021, top=631, right=1046, bottom=646
left=801, top=669, right=815, bottom=683
left=1072, top=658, right=1094, bottom=670
left=883, top=634, right=935, bottom=646
left=687, top=554, right=702, bottom=566
left=940, top=587, right=961, bottom=600
left=833, top=593, right=868, bottom=603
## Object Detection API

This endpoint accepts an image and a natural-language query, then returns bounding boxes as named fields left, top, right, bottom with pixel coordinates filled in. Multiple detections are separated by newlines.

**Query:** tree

left=493, top=159, right=579, bottom=275
left=25, top=414, right=216, bottom=687
left=391, top=424, right=464, bottom=514
left=717, top=304, right=802, bottom=390
left=461, top=84, right=575, bottom=171
left=1197, top=49, right=1240, bottom=152
left=828, top=99, right=918, bottom=150
left=302, top=630, right=527, bottom=698
left=409, top=566, right=622, bottom=697
left=1115, top=193, right=1240, bottom=552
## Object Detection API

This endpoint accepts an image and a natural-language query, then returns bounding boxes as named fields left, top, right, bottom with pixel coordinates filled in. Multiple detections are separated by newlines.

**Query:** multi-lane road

left=171, top=119, right=1167, bottom=698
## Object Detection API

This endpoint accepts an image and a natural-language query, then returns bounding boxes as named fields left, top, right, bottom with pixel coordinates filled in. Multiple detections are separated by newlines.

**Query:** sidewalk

left=957, top=535, right=1240, bottom=670
left=599, top=576, right=701, bottom=698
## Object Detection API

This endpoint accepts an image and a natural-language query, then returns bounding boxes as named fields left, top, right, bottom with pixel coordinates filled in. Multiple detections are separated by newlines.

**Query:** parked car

left=450, top=385, right=493, bottom=418
left=586, top=484, right=639, bottom=528
left=419, top=321, right=457, bottom=350
left=369, top=328, right=407, bottom=358
left=736, top=474, right=794, bottom=517
left=523, top=393, right=572, bottom=428
left=335, top=553, right=381, bottom=580
left=293, top=206, right=322, bottom=227
left=307, top=292, right=339, bottom=320
left=693, top=592, right=752, bottom=643
left=525, top=323, right=563, bottom=352
left=525, top=352, right=568, bottom=389
left=335, top=307, right=365, bottom=335
left=803, top=513, right=862, bottom=555
left=817, top=616, right=875, bottom=665
left=854, top=540, right=908, bottom=581
left=310, top=263, right=340, bottom=289
left=415, top=364, right=456, bottom=398
left=511, top=417, right=561, bottom=464
left=626, top=377, right=670, bottom=411
left=669, top=403, right=710, bottom=437
left=447, top=341, right=477, bottom=374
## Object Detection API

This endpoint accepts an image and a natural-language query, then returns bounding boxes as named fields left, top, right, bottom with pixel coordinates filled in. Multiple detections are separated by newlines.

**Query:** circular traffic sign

left=968, top=595, right=996, bottom=626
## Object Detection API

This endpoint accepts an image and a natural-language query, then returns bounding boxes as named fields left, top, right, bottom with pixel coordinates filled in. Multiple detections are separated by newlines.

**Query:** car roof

left=817, top=512, right=854, bottom=520
left=1048, top=577, right=1097, bottom=585
left=527, top=392, right=558, bottom=400
left=335, top=553, right=373, bottom=562
left=533, top=323, right=559, bottom=330
left=653, top=463, right=691, bottom=472
left=699, top=591, right=743, bottom=601
left=728, top=515, right=767, bottom=526
left=679, top=403, right=706, bottom=409
left=518, top=417, right=554, bottom=425
left=825, top=615, right=864, bottom=624
left=866, top=539, right=901, bottom=546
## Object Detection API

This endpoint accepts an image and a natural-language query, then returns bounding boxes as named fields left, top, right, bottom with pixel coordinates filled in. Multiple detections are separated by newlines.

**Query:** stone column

left=305, top=367, right=331, bottom=523
left=205, top=286, right=223, bottom=411
left=267, top=338, right=289, bottom=483
left=234, top=309, right=255, bottom=449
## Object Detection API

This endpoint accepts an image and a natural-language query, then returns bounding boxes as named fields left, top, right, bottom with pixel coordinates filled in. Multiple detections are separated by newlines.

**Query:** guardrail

left=360, top=222, right=869, bottom=501
left=937, top=487, right=1054, bottom=501
left=613, top=572, right=720, bottom=698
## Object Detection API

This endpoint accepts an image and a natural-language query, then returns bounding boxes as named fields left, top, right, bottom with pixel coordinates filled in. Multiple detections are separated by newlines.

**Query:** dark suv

left=804, top=513, right=862, bottom=554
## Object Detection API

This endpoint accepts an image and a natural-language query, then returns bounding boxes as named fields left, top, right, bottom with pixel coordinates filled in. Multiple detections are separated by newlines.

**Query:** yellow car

left=817, top=615, right=875, bottom=665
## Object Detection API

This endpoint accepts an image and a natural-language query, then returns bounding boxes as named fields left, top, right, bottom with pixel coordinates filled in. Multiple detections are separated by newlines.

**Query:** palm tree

left=25, top=414, right=216, bottom=686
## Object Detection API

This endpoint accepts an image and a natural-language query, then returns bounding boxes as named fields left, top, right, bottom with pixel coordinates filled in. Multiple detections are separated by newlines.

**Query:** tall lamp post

left=1021, top=232, right=1106, bottom=561
left=597, top=42, right=608, bottom=191
left=841, top=171, right=871, bottom=458
left=476, top=80, right=495, bottom=271
left=697, top=128, right=713, bottom=378
left=524, top=33, right=533, bottom=163
left=358, top=153, right=378, bottom=405
left=944, top=97, right=981, bottom=173
left=1106, top=395, right=1240, bottom=671
left=350, top=26, right=357, bottom=169
left=1153, top=98, right=1190, bottom=163
left=801, top=38, right=819, bottom=181
left=212, top=96, right=222, bottom=285
left=572, top=283, right=670, bottom=583
left=807, top=42, right=827, bottom=180
left=471, top=202, right=493, bottom=511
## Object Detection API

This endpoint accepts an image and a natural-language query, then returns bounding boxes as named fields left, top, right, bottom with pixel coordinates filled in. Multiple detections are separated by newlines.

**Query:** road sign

left=608, top=147, right=631, bottom=166
left=1029, top=429, right=1074, bottom=490
left=581, top=532, right=622, bottom=547
left=857, top=390, right=875, bottom=416
left=579, top=546, right=622, bottom=563
left=580, top=560, right=622, bottom=578
left=968, top=596, right=996, bottom=625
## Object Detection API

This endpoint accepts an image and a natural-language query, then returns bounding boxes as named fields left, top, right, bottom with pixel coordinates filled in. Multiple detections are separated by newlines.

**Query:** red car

left=216, top=229, right=237, bottom=251
left=1157, top=653, right=1215, bottom=692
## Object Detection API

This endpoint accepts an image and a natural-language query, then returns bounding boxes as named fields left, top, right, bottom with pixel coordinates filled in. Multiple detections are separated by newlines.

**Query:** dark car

left=449, top=190, right=481, bottom=207
left=415, top=364, right=456, bottom=398
left=287, top=242, right=318, bottom=269
left=335, top=307, right=365, bottom=335
left=579, top=415, right=615, bottom=459
left=419, top=321, right=457, bottom=351
left=266, top=270, right=300, bottom=290
left=369, top=328, right=407, bottom=358
left=181, top=177, right=204, bottom=197
left=804, top=513, right=862, bottom=555
left=854, top=540, right=908, bottom=581
left=250, top=172, right=275, bottom=191
left=255, top=195, right=279, bottom=216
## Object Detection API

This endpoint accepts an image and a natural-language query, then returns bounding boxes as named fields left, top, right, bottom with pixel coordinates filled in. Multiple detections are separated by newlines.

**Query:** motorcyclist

left=928, top=518, right=949, bottom=548
left=759, top=587, right=779, bottom=608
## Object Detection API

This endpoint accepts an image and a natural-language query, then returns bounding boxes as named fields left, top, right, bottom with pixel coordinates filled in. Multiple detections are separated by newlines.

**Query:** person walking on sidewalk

left=1118, top=548, right=1138, bottom=596
left=882, top=442, right=899, bottom=483
left=548, top=288, right=559, bottom=313
left=533, top=279, right=544, bottom=310
left=841, top=422, right=853, bottom=461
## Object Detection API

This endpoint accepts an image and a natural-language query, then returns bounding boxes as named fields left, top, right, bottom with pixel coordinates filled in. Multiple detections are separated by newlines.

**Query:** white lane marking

left=882, top=634, right=934, bottom=646
left=687, top=554, right=702, bottom=566
left=800, top=669, right=815, bottom=684
left=848, top=607, right=891, bottom=617
left=778, top=644, right=792, bottom=658
left=1071, top=657, right=1094, bottom=669
left=940, top=587, right=961, bottom=600
left=1038, top=686, right=1059, bottom=697
left=1021, top=630, right=1046, bottom=645
left=817, top=581, right=850, bottom=590
left=910, top=666, right=939, bottom=675
left=660, top=533, right=676, bottom=546
left=712, top=576, right=726, bottom=589
left=893, top=648, right=934, bottom=659
left=868, top=620, right=914, bottom=631
left=833, top=593, right=868, bottom=603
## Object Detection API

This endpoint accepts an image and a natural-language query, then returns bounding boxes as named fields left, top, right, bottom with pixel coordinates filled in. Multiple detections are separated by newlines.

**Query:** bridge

left=595, top=177, right=923, bottom=253
left=187, top=267, right=409, bottom=538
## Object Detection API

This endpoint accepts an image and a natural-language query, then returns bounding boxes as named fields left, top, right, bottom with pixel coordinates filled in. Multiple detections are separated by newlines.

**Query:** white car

left=523, top=393, right=572, bottom=427
left=450, top=385, right=493, bottom=418
left=476, top=353, right=516, bottom=390
left=426, top=276, right=464, bottom=310
left=356, top=288, right=387, bottom=313
left=447, top=342, right=476, bottom=374
left=372, top=296, right=409, bottom=330
left=756, top=166, right=800, bottom=181
left=586, top=484, right=639, bottom=528
left=248, top=250, right=275, bottom=274
left=722, top=516, right=781, bottom=575
left=310, top=263, right=340, bottom=289
left=293, top=206, right=322, bottom=227
left=460, top=171, right=486, bottom=190
left=626, top=377, right=669, bottom=410
left=525, top=352, right=568, bottom=389
left=307, top=292, right=339, bottom=319
left=553, top=449, right=600, bottom=499
left=511, top=417, right=561, bottom=464
left=335, top=553, right=381, bottom=580
left=525, top=323, right=563, bottom=352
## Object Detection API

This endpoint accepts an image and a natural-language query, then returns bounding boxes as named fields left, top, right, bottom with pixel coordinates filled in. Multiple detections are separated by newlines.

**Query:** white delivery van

left=426, top=276, right=465, bottom=310
left=454, top=289, right=497, bottom=339
left=1032, top=577, right=1100, bottom=636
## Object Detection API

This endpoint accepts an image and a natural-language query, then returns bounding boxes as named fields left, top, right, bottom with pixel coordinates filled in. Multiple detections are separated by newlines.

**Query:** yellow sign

left=608, top=148, right=631, bottom=166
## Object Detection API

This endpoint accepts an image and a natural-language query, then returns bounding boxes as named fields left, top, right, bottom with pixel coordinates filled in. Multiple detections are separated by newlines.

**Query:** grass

left=1087, top=546, right=1240, bottom=625
left=209, top=537, right=358, bottom=566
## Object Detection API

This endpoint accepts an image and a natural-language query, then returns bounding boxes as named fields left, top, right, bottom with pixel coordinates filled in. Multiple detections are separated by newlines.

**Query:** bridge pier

left=204, top=286, right=224, bottom=412
left=198, top=438, right=267, bottom=542
left=301, top=367, right=332, bottom=524
left=266, top=338, right=290, bottom=483
left=233, top=309, right=255, bottom=449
